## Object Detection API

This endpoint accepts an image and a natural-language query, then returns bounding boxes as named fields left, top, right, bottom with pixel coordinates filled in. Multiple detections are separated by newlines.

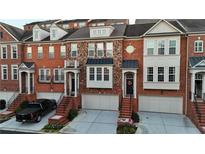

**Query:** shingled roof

left=178, top=19, right=205, bottom=33
left=0, top=22, right=24, bottom=41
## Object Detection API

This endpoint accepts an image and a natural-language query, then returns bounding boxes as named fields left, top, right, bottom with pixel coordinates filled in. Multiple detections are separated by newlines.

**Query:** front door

left=126, top=73, right=134, bottom=97
left=71, top=78, right=75, bottom=96
left=195, top=80, right=202, bottom=98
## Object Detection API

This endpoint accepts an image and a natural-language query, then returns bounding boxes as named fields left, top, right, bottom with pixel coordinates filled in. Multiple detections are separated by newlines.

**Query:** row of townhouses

left=0, top=19, right=205, bottom=131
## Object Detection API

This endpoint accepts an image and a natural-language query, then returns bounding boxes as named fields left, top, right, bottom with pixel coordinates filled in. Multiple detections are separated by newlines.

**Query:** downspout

left=185, top=34, right=189, bottom=115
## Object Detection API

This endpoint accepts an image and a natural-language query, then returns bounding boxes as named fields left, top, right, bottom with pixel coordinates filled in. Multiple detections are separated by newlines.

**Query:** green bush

left=15, top=101, right=29, bottom=113
left=117, top=124, right=137, bottom=134
left=67, top=108, right=78, bottom=121
left=132, top=112, right=140, bottom=123
left=42, top=124, right=64, bottom=133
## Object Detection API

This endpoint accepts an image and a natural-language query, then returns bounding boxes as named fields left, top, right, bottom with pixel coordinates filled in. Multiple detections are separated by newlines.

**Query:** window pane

left=37, top=47, right=43, bottom=59
left=71, top=44, right=78, bottom=57
left=104, top=68, right=109, bottom=81
left=97, top=43, right=104, bottom=57
left=89, top=67, right=95, bottom=81
left=158, top=67, right=164, bottom=81
left=60, top=46, right=66, bottom=58
left=49, top=46, right=54, bottom=59
left=169, top=67, right=175, bottom=82
left=88, top=43, right=95, bottom=57
left=158, top=40, right=165, bottom=55
left=147, top=67, right=153, bottom=81
left=106, top=42, right=113, bottom=57
left=169, top=40, right=176, bottom=54
left=147, top=41, right=154, bottom=55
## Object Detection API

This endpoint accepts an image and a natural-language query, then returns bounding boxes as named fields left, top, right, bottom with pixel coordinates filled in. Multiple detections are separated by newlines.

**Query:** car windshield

left=26, top=103, right=41, bottom=108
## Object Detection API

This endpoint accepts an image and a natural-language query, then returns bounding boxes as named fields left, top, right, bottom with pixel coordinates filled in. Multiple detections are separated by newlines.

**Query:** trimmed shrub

left=117, top=124, right=137, bottom=134
left=132, top=112, right=140, bottom=123
left=67, top=108, right=78, bottom=121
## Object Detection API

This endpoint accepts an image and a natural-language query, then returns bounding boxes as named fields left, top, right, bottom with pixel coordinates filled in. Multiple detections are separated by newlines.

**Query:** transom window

left=195, top=73, right=203, bottom=80
left=11, top=65, right=18, bottom=80
left=89, top=67, right=95, bottom=81
left=169, top=40, right=176, bottom=54
left=169, top=67, right=175, bottom=82
left=37, top=46, right=43, bottom=59
left=39, top=69, right=50, bottom=82
left=106, top=42, right=113, bottom=57
left=88, top=43, right=95, bottom=57
left=53, top=68, right=64, bottom=82
left=147, top=40, right=155, bottom=55
left=147, top=67, right=153, bottom=82
left=97, top=43, right=104, bottom=57
left=158, top=40, right=165, bottom=55
left=49, top=46, right=55, bottom=59
left=194, top=40, right=203, bottom=52
left=158, top=67, right=164, bottom=82
left=1, top=65, right=8, bottom=80
left=1, top=46, right=7, bottom=59
left=71, top=43, right=78, bottom=57
left=60, top=45, right=66, bottom=58
left=27, top=47, right=32, bottom=59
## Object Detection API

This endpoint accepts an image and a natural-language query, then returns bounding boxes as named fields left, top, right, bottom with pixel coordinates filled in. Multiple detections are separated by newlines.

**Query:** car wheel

left=36, top=115, right=42, bottom=122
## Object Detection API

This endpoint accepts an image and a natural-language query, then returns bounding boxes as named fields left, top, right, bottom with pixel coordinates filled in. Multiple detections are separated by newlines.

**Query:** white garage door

left=82, top=94, right=119, bottom=111
left=139, top=96, right=183, bottom=114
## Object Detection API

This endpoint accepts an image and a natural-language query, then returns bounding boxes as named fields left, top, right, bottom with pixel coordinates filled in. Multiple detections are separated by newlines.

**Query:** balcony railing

left=64, top=60, right=79, bottom=69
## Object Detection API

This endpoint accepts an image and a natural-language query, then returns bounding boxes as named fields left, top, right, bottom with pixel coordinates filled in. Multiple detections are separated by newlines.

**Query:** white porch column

left=191, top=72, right=196, bottom=102
left=19, top=71, right=22, bottom=93
left=28, top=72, right=31, bottom=94
left=64, top=71, right=67, bottom=96
left=122, top=71, right=125, bottom=98
left=134, top=72, right=137, bottom=98
left=74, top=72, right=77, bottom=97
left=202, top=74, right=205, bottom=100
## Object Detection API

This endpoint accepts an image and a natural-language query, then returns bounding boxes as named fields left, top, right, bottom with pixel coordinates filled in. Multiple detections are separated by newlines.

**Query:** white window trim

left=1, top=45, right=7, bottom=59
left=60, top=45, right=66, bottom=58
left=27, top=47, right=32, bottom=59
left=1, top=65, right=8, bottom=80
left=37, top=46, right=43, bottom=59
left=38, top=68, right=51, bottom=82
left=11, top=64, right=18, bottom=80
left=106, top=42, right=113, bottom=57
left=147, top=67, right=154, bottom=82
left=11, top=44, right=18, bottom=59
left=194, top=40, right=203, bottom=53
left=97, top=43, right=104, bottom=57
left=168, top=67, right=176, bottom=82
left=169, top=40, right=177, bottom=55
left=71, top=43, right=78, bottom=57
left=49, top=46, right=55, bottom=59
left=88, top=43, right=95, bottom=58
left=53, top=68, right=64, bottom=83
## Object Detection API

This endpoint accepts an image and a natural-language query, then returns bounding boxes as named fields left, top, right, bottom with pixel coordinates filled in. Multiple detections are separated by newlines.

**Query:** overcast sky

left=0, top=19, right=135, bottom=29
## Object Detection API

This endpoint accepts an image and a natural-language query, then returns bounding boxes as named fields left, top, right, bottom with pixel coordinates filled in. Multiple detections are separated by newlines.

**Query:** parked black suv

left=16, top=99, right=57, bottom=123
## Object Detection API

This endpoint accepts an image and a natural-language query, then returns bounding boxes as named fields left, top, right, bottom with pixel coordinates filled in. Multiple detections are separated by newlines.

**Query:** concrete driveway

left=0, top=111, right=55, bottom=133
left=60, top=110, right=118, bottom=134
left=136, top=112, right=200, bottom=134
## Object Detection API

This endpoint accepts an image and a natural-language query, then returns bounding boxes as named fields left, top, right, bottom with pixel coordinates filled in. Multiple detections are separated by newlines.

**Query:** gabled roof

left=24, top=19, right=60, bottom=26
left=20, top=62, right=35, bottom=69
left=122, top=60, right=138, bottom=68
left=0, top=22, right=24, bottom=41
left=86, top=58, right=113, bottom=65
left=68, top=24, right=126, bottom=40
left=189, top=56, right=205, bottom=67
left=58, top=19, right=89, bottom=24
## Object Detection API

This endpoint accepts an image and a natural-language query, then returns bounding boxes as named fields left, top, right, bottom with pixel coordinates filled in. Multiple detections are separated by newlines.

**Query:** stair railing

left=129, top=94, right=133, bottom=113
left=57, top=93, right=64, bottom=105
left=193, top=94, right=201, bottom=122
left=7, top=91, right=19, bottom=108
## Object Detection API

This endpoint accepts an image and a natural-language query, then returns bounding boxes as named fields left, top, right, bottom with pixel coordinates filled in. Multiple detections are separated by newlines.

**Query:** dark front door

left=71, top=78, right=75, bottom=96
left=195, top=80, right=202, bottom=98
left=126, top=75, right=134, bottom=96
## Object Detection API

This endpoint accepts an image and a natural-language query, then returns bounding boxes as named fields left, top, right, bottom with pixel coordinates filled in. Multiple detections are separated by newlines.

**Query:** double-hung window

left=147, top=67, right=153, bottom=82
left=106, top=42, right=113, bottom=57
left=104, top=67, right=109, bottom=81
left=54, top=68, right=64, bottom=82
left=158, top=40, right=165, bottom=55
left=169, top=67, right=175, bottom=82
left=158, top=67, right=164, bottom=82
left=1, top=65, right=8, bottom=80
left=39, top=69, right=50, bottom=82
left=97, top=68, right=102, bottom=81
left=11, top=45, right=18, bottom=59
left=88, top=43, right=95, bottom=57
left=27, top=47, right=32, bottom=59
left=89, top=67, right=95, bottom=81
left=194, top=40, right=203, bottom=52
left=37, top=46, right=43, bottom=59
left=11, top=65, right=18, bottom=80
left=1, top=46, right=7, bottom=59
left=97, top=43, right=104, bottom=57
left=169, top=40, right=176, bottom=54
left=147, top=40, right=154, bottom=55
left=60, top=45, right=66, bottom=58
left=71, top=44, right=78, bottom=57
left=49, top=46, right=55, bottom=59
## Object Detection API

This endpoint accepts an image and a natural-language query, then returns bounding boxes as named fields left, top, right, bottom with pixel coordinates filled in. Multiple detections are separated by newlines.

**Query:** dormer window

left=50, top=24, right=67, bottom=40
left=34, top=30, right=39, bottom=40
left=90, top=26, right=114, bottom=38
left=51, top=29, right=57, bottom=38
left=79, top=22, right=86, bottom=28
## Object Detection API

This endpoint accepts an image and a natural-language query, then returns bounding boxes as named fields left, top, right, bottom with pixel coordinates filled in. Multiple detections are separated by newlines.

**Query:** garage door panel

left=139, top=96, right=183, bottom=114
left=82, top=94, right=119, bottom=111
